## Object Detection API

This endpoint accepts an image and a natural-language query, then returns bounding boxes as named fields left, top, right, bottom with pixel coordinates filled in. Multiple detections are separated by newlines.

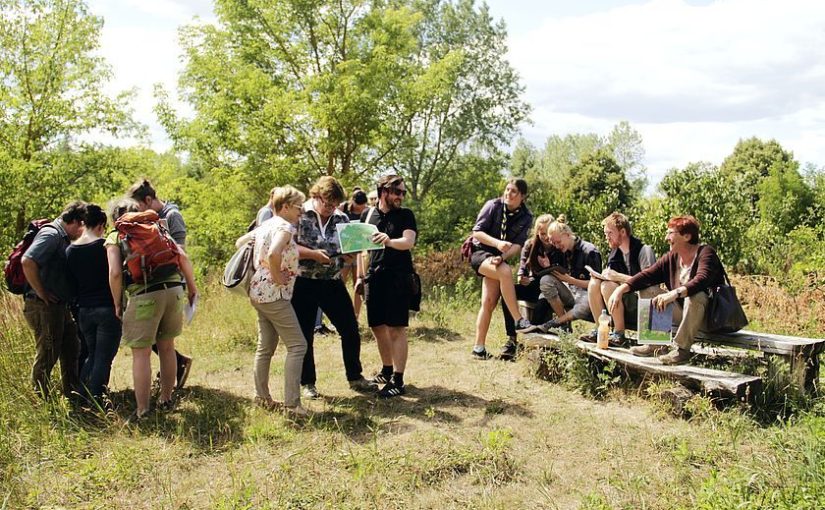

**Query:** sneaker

left=285, top=405, right=312, bottom=417
left=176, top=355, right=193, bottom=391
left=302, top=384, right=321, bottom=399
left=527, top=319, right=572, bottom=335
left=514, top=317, right=533, bottom=332
left=658, top=348, right=693, bottom=365
left=607, top=331, right=629, bottom=348
left=377, top=381, right=406, bottom=398
left=348, top=377, right=378, bottom=393
left=254, top=396, right=279, bottom=410
left=314, top=323, right=335, bottom=336
left=471, top=348, right=493, bottom=360
left=370, top=371, right=393, bottom=385
left=629, top=344, right=668, bottom=357
left=498, top=341, right=519, bottom=361
left=126, top=408, right=152, bottom=425
left=579, top=329, right=598, bottom=343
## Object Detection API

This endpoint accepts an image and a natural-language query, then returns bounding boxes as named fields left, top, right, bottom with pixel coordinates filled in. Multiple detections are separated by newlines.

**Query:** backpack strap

left=365, top=206, right=378, bottom=225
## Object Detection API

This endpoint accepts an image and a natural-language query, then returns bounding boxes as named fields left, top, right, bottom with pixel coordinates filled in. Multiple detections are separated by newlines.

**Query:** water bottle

left=597, top=309, right=610, bottom=349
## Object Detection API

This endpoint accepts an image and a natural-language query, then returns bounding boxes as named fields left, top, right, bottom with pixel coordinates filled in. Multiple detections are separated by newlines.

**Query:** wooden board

left=520, top=332, right=762, bottom=401
left=693, top=329, right=825, bottom=356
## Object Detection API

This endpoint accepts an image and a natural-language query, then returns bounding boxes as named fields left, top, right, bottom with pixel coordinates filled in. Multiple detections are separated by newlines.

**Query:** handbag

left=221, top=240, right=255, bottom=296
left=706, top=269, right=748, bottom=334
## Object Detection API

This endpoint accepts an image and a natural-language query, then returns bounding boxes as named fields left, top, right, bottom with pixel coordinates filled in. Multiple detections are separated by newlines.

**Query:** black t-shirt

left=65, top=239, right=114, bottom=308
left=360, top=207, right=417, bottom=273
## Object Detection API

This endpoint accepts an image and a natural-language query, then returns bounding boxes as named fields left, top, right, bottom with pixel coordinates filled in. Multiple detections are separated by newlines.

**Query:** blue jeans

left=78, top=306, right=122, bottom=399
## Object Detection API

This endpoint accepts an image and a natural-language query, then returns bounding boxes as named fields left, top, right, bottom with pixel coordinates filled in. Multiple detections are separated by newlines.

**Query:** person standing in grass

left=580, top=212, right=657, bottom=347
left=358, top=175, right=418, bottom=398
left=292, top=176, right=374, bottom=400
left=467, top=178, right=534, bottom=360
left=66, top=204, right=121, bottom=405
left=106, top=198, right=198, bottom=421
left=128, top=179, right=194, bottom=390
left=21, top=200, right=87, bottom=399
left=238, top=185, right=309, bottom=416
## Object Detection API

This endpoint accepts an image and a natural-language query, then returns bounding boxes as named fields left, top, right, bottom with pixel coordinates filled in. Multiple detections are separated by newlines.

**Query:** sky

left=87, top=0, right=825, bottom=189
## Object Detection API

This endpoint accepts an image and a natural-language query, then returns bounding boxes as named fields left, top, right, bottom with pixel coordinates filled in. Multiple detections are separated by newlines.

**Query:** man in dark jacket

left=582, top=212, right=656, bottom=346
left=608, top=215, right=725, bottom=364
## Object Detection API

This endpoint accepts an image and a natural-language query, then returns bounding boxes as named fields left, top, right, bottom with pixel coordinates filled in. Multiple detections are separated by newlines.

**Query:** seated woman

left=608, top=215, right=725, bottom=365
left=469, top=178, right=533, bottom=360
left=499, top=213, right=560, bottom=360
left=519, top=217, right=602, bottom=334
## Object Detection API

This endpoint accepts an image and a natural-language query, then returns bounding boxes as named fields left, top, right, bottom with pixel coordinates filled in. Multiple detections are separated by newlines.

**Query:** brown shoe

left=658, top=348, right=693, bottom=365
left=629, top=344, right=668, bottom=357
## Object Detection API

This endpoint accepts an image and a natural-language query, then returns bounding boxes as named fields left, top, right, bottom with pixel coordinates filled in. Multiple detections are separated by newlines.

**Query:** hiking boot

left=377, top=381, right=406, bottom=398
left=498, top=341, right=519, bottom=361
left=156, top=399, right=176, bottom=412
left=176, top=355, right=193, bottom=390
left=349, top=377, right=378, bottom=393
left=579, top=329, right=598, bottom=343
left=607, top=331, right=629, bottom=348
left=126, top=407, right=152, bottom=425
left=302, top=384, right=321, bottom=399
left=471, top=348, right=493, bottom=360
left=658, top=348, right=693, bottom=365
left=370, top=371, right=393, bottom=385
left=523, top=319, right=572, bottom=335
left=514, top=317, right=533, bottom=332
left=629, top=344, right=668, bottom=357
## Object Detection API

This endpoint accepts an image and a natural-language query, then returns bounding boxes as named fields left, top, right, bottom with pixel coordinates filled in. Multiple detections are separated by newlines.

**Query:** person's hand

left=652, top=290, right=678, bottom=311
left=607, top=286, right=627, bottom=314
left=188, top=289, right=198, bottom=306
left=114, top=303, right=122, bottom=320
left=371, top=232, right=390, bottom=246
left=490, top=255, right=503, bottom=267
left=354, top=277, right=365, bottom=296
left=537, top=254, right=550, bottom=268
left=36, top=289, right=59, bottom=304
left=519, top=276, right=531, bottom=286
left=498, top=240, right=512, bottom=253
left=551, top=270, right=570, bottom=283
left=313, top=249, right=332, bottom=264
left=272, top=269, right=291, bottom=286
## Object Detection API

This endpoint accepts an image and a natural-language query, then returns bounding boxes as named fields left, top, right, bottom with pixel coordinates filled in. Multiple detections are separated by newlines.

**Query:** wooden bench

left=517, top=300, right=825, bottom=399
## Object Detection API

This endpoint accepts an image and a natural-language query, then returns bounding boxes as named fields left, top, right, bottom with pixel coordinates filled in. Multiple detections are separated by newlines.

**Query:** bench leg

left=790, top=349, right=820, bottom=395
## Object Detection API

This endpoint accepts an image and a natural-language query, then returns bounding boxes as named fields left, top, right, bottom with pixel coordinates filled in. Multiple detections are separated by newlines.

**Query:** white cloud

left=508, top=0, right=825, bottom=187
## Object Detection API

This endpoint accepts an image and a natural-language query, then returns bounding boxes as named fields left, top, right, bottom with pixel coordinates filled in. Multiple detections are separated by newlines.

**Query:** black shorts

left=470, top=249, right=496, bottom=276
left=365, top=271, right=411, bottom=328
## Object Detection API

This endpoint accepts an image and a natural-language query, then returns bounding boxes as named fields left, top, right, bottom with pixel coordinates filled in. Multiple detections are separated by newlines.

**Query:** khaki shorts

left=122, top=286, right=185, bottom=349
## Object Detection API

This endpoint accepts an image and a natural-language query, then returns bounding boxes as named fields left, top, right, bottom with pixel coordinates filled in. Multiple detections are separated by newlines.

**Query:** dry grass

left=0, top=278, right=823, bottom=509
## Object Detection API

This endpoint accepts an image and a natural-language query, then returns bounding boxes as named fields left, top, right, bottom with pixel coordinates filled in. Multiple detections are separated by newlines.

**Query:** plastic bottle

left=597, top=309, right=611, bottom=349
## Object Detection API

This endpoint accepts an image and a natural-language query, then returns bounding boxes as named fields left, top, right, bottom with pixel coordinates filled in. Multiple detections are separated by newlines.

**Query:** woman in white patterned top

left=237, top=185, right=309, bottom=416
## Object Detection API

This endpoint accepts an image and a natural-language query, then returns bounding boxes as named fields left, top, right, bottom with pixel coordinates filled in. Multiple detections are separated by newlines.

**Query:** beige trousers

left=251, top=300, right=307, bottom=407
left=672, top=291, right=709, bottom=350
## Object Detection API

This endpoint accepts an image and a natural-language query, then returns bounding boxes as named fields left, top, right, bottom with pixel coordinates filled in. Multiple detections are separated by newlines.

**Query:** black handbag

left=706, top=269, right=748, bottom=334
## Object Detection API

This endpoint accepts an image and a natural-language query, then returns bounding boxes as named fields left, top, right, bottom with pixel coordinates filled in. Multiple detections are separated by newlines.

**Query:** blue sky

left=88, top=0, right=825, bottom=189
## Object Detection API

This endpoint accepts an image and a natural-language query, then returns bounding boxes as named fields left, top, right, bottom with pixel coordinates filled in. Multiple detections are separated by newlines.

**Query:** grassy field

left=1, top=278, right=824, bottom=509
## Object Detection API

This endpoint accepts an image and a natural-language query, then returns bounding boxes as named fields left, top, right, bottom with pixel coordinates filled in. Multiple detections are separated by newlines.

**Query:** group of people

left=234, top=174, right=417, bottom=415
left=17, top=172, right=727, bottom=419
left=20, top=180, right=197, bottom=421
left=469, top=179, right=728, bottom=366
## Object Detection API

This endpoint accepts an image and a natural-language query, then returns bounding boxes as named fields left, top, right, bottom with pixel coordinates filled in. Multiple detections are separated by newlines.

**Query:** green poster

left=637, top=297, right=673, bottom=344
left=336, top=222, right=385, bottom=254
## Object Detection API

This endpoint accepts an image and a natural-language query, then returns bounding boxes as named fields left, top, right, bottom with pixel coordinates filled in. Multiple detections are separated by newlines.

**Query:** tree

left=158, top=0, right=528, bottom=201
left=757, top=160, right=814, bottom=235
left=0, top=0, right=137, bottom=241
left=719, top=137, right=795, bottom=211
left=606, top=120, right=646, bottom=196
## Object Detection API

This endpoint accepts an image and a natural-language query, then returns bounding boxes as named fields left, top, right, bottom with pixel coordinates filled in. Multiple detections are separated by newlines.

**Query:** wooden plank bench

left=517, top=300, right=825, bottom=397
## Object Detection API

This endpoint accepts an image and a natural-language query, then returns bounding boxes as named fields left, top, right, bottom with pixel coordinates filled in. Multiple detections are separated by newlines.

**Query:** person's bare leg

left=600, top=281, right=622, bottom=330
left=474, top=276, right=501, bottom=348
left=156, top=338, right=176, bottom=403
left=478, top=260, right=523, bottom=321
left=389, top=326, right=408, bottom=373
left=371, top=325, right=394, bottom=367
left=131, top=347, right=152, bottom=415
left=587, top=278, right=605, bottom=323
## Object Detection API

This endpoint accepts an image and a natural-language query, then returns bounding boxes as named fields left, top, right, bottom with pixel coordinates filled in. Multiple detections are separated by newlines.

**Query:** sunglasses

left=388, top=187, right=407, bottom=197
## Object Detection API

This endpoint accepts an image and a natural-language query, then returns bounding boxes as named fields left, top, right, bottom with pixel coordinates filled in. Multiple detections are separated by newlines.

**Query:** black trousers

left=501, top=279, right=551, bottom=337
left=292, top=276, right=363, bottom=385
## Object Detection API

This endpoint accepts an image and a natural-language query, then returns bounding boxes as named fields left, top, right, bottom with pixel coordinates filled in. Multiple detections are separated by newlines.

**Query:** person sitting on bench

left=607, top=215, right=725, bottom=365
left=580, top=212, right=656, bottom=347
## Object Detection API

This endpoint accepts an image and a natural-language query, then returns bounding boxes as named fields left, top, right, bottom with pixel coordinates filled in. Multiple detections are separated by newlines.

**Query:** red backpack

left=4, top=219, right=53, bottom=294
left=114, top=211, right=182, bottom=284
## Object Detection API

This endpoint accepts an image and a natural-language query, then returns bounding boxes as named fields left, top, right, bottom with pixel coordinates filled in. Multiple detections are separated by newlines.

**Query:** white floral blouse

left=249, top=216, right=299, bottom=303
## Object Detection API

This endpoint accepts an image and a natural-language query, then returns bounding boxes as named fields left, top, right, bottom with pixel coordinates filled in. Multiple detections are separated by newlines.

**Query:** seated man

left=608, top=215, right=726, bottom=365
left=581, top=212, right=656, bottom=347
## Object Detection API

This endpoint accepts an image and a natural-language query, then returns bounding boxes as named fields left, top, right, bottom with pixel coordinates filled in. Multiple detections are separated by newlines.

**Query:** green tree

left=719, top=137, right=795, bottom=211
left=0, top=0, right=137, bottom=242
left=757, top=160, right=814, bottom=235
